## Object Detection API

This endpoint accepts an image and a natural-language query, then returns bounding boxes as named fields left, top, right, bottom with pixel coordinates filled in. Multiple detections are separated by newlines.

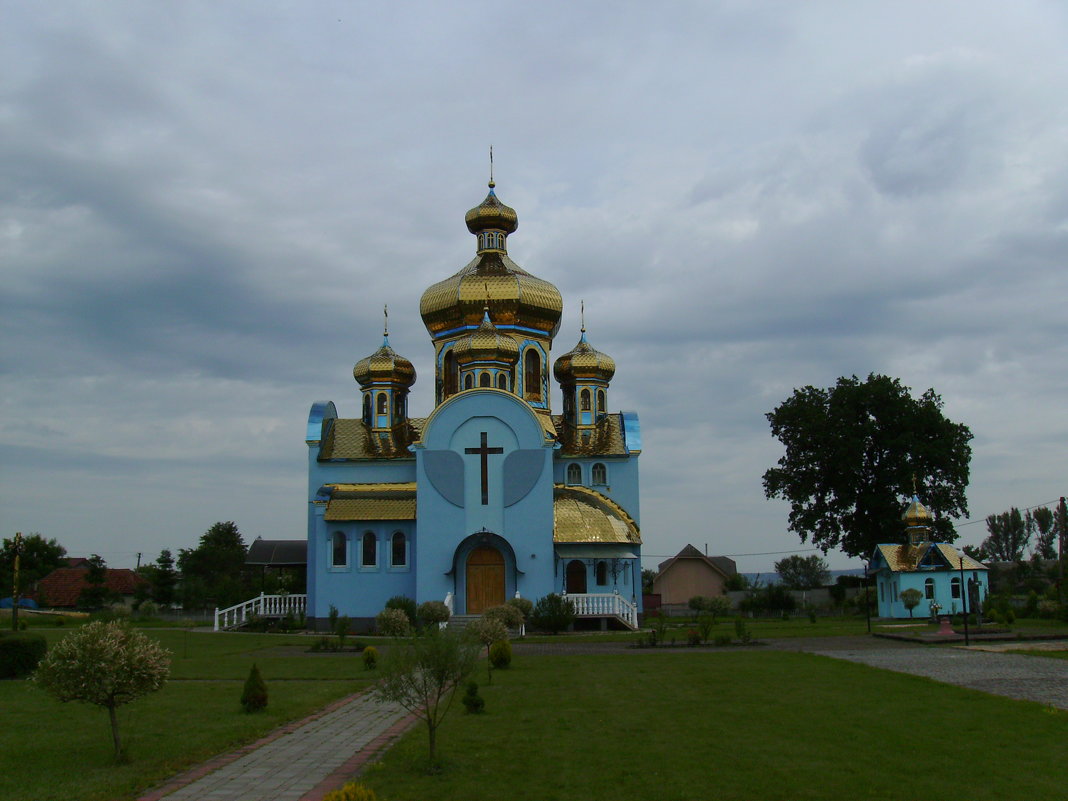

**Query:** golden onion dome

left=420, top=184, right=563, bottom=339
left=454, top=308, right=520, bottom=366
left=465, top=182, right=518, bottom=235
left=901, top=495, right=932, bottom=528
left=554, top=329, right=616, bottom=384
left=353, top=335, right=416, bottom=388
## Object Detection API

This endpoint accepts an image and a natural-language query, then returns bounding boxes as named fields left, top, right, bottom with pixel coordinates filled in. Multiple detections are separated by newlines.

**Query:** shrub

left=714, top=633, right=733, bottom=647
left=362, top=646, right=379, bottom=670
left=462, top=681, right=485, bottom=714
left=488, top=639, right=512, bottom=669
left=650, top=610, right=669, bottom=645
left=0, top=633, right=47, bottom=678
left=137, top=601, right=160, bottom=618
left=988, top=609, right=1001, bottom=624
left=506, top=596, right=533, bottom=621
left=1023, top=591, right=1040, bottom=619
left=417, top=600, right=450, bottom=627
left=335, top=615, right=351, bottom=649
left=241, top=664, right=268, bottom=713
left=529, top=593, right=575, bottom=634
left=385, top=595, right=418, bottom=626
left=697, top=614, right=715, bottom=643
left=484, top=604, right=524, bottom=629
left=688, top=596, right=709, bottom=614
left=1004, top=608, right=1015, bottom=625
left=734, top=618, right=752, bottom=644
left=323, top=782, right=378, bottom=801
left=376, top=607, right=412, bottom=638
left=686, top=628, right=701, bottom=647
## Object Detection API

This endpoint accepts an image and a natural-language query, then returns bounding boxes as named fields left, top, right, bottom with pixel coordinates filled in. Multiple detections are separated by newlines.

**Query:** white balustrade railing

left=564, top=592, right=639, bottom=629
left=214, top=593, right=307, bottom=631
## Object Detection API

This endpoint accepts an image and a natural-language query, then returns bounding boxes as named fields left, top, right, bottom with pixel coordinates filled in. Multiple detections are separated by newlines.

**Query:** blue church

left=304, top=180, right=643, bottom=631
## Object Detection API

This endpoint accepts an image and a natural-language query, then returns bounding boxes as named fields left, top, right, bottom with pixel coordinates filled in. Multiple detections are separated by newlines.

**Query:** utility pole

left=11, top=532, right=22, bottom=632
left=136, top=552, right=142, bottom=570
left=1059, top=497, right=1066, bottom=605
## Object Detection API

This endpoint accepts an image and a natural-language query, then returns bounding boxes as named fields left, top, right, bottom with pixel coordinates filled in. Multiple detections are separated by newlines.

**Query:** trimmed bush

left=417, top=600, right=450, bottom=627
left=488, top=639, right=512, bottom=669
left=530, top=593, right=575, bottom=634
left=376, top=607, right=412, bottom=637
left=241, top=664, right=268, bottom=713
left=323, top=782, right=378, bottom=801
left=484, top=603, right=524, bottom=629
left=506, top=596, right=533, bottom=621
left=0, top=633, right=47, bottom=678
left=714, top=633, right=732, bottom=647
left=461, top=681, right=485, bottom=714
left=734, top=618, right=752, bottom=644
left=385, top=595, right=418, bottom=626
left=362, top=646, right=379, bottom=670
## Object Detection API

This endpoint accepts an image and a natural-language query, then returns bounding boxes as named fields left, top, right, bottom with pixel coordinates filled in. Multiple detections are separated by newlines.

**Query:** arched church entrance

left=466, top=546, right=505, bottom=614
left=565, top=559, right=587, bottom=594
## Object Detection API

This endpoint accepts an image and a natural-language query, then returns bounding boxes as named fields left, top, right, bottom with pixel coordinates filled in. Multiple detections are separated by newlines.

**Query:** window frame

left=566, top=463, right=582, bottom=485
left=360, top=531, right=378, bottom=570
left=591, top=462, right=607, bottom=485
left=330, top=531, right=348, bottom=570
left=390, top=531, right=409, bottom=571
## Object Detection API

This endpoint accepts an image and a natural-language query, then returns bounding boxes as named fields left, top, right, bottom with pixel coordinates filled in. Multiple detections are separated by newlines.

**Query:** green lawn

left=363, top=650, right=1068, bottom=801
left=0, top=627, right=373, bottom=801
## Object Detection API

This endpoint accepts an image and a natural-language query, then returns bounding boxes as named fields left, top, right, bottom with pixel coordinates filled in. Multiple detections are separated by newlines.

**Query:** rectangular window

left=331, top=532, right=347, bottom=569
left=361, top=533, right=377, bottom=569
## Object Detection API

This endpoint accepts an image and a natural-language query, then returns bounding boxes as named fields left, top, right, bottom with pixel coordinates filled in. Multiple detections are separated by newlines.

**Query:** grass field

left=0, top=628, right=372, bottom=801
left=363, top=650, right=1068, bottom=801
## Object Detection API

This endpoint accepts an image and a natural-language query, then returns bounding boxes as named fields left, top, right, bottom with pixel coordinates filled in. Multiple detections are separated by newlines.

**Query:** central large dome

left=420, top=185, right=563, bottom=339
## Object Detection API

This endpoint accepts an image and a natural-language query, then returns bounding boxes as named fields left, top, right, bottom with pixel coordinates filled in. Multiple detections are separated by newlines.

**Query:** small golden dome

left=353, top=336, right=416, bottom=388
left=902, top=496, right=932, bottom=528
left=465, top=183, right=518, bottom=235
left=554, top=329, right=615, bottom=384
left=454, top=308, right=519, bottom=366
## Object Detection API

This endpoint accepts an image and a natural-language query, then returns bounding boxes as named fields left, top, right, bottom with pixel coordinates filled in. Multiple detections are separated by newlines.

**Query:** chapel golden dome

left=553, top=328, right=616, bottom=384
left=901, top=496, right=932, bottom=528
left=454, top=307, right=520, bottom=366
left=420, top=184, right=563, bottom=339
left=353, top=335, right=416, bottom=388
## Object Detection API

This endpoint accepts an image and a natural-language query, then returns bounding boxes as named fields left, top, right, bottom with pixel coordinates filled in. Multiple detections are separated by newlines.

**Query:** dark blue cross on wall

left=464, top=432, right=504, bottom=505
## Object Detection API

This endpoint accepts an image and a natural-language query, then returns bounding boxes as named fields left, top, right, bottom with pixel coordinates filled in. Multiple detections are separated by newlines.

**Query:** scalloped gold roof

left=465, top=185, right=518, bottom=234
left=454, top=309, right=519, bottom=366
left=553, top=485, right=640, bottom=544
left=318, top=418, right=424, bottom=460
left=875, top=543, right=986, bottom=572
left=901, top=495, right=932, bottom=528
left=353, top=337, right=416, bottom=388
left=553, top=330, right=616, bottom=384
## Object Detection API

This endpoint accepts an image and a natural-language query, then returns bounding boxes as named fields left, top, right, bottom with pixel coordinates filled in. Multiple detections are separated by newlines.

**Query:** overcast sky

left=2, top=2, right=1066, bottom=576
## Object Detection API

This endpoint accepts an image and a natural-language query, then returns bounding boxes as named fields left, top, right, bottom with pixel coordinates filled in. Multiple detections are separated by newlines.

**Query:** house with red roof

left=36, top=562, right=148, bottom=609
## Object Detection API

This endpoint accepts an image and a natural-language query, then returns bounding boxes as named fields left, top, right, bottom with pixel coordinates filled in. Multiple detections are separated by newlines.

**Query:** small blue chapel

left=304, top=179, right=643, bottom=630
left=870, top=494, right=988, bottom=619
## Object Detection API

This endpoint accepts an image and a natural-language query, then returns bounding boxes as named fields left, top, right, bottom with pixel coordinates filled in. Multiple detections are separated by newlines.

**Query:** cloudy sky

left=2, top=2, right=1066, bottom=575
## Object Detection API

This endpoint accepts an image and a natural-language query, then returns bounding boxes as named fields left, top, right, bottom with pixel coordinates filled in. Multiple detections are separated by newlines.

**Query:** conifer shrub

left=376, top=607, right=412, bottom=637
left=322, top=781, right=378, bottom=801
left=488, top=639, right=512, bottom=669
left=385, top=595, right=418, bottom=626
left=241, top=664, right=268, bottom=713
left=362, top=645, right=379, bottom=670
left=461, top=681, right=485, bottom=714
left=0, top=633, right=47, bottom=678
left=714, top=633, right=733, bottom=647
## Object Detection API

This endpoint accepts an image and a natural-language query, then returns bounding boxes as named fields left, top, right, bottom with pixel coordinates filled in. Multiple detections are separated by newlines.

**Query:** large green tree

left=981, top=508, right=1029, bottom=562
left=773, top=554, right=830, bottom=589
left=178, top=522, right=248, bottom=608
left=763, top=374, right=972, bottom=559
left=1, top=533, right=66, bottom=598
left=1028, top=507, right=1057, bottom=561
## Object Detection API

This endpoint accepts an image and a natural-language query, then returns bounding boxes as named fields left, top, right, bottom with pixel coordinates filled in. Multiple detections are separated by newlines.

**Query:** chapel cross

left=465, top=432, right=504, bottom=505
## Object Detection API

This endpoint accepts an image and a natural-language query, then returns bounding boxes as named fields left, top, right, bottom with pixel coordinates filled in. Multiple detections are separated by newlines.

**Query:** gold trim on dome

left=353, top=339, right=416, bottom=388
left=553, top=485, right=640, bottom=544
left=554, top=332, right=616, bottom=384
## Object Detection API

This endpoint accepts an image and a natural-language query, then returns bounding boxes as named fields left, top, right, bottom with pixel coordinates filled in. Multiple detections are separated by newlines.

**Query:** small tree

left=374, top=629, right=478, bottom=764
left=467, top=616, right=508, bottom=683
left=241, top=663, right=268, bottom=712
left=33, top=621, right=170, bottom=761
left=774, top=554, right=831, bottom=590
left=900, top=588, right=923, bottom=618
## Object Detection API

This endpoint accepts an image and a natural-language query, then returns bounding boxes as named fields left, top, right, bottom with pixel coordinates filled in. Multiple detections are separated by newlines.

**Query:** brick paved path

left=138, top=690, right=415, bottom=801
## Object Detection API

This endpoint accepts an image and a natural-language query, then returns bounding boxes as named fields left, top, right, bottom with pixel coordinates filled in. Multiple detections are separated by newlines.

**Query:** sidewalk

left=138, top=689, right=418, bottom=801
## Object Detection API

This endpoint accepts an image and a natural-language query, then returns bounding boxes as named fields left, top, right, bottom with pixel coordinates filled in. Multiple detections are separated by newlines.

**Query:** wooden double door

left=466, top=546, right=505, bottom=614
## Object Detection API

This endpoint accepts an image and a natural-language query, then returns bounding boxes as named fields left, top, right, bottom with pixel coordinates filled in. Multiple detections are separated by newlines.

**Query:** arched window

left=592, top=463, right=607, bottom=485
left=376, top=393, right=387, bottom=415
left=443, top=351, right=458, bottom=397
left=391, top=532, right=407, bottom=568
left=595, top=561, right=607, bottom=586
left=566, top=463, right=582, bottom=485
left=951, top=576, right=961, bottom=599
left=331, top=532, right=347, bottom=568
left=524, top=349, right=542, bottom=401
left=479, top=371, right=491, bottom=387
left=362, top=394, right=371, bottom=424
left=580, top=388, right=591, bottom=411
left=497, top=373, right=508, bottom=390
left=924, top=578, right=935, bottom=600
left=464, top=373, right=474, bottom=390
left=597, top=389, right=606, bottom=414
left=361, top=532, right=377, bottom=568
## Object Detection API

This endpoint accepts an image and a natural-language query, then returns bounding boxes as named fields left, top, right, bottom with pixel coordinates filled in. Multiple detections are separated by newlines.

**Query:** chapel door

left=466, top=546, right=505, bottom=614
left=565, top=559, right=587, bottom=594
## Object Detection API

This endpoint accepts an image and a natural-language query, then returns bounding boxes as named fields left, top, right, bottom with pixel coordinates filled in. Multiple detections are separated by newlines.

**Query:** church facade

left=304, top=180, right=643, bottom=630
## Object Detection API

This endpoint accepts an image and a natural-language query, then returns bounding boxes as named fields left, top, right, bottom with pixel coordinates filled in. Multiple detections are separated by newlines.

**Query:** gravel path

left=808, top=643, right=1068, bottom=709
